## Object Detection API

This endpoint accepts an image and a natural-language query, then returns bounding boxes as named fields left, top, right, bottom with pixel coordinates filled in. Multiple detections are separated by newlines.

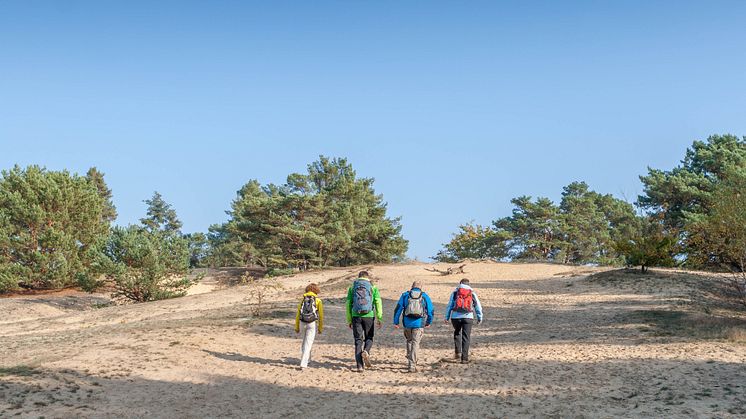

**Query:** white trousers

left=300, top=321, right=317, bottom=368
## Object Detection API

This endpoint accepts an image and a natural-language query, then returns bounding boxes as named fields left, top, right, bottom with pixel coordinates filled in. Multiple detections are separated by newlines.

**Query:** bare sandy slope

left=1, top=262, right=745, bottom=418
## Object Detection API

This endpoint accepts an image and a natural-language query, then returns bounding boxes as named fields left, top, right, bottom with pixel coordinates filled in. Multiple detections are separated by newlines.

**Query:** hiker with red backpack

left=295, top=283, right=324, bottom=370
left=444, top=278, right=483, bottom=364
left=345, top=271, right=383, bottom=372
left=393, top=281, right=434, bottom=372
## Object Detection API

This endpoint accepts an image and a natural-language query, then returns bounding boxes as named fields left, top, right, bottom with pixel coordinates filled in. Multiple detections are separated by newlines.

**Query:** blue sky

left=2, top=1, right=745, bottom=259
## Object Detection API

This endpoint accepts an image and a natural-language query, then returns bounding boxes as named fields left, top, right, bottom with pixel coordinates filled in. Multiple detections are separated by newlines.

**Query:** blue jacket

left=445, top=284, right=483, bottom=321
left=393, top=288, right=434, bottom=329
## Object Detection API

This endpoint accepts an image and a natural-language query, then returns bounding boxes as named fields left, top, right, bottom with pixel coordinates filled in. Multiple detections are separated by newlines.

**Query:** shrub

left=105, top=226, right=192, bottom=302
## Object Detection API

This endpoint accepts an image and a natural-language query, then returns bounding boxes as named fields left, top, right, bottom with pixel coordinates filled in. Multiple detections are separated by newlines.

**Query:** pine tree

left=141, top=191, right=183, bottom=234
left=688, top=166, right=746, bottom=305
left=436, top=182, right=636, bottom=265
left=216, top=156, right=408, bottom=269
left=494, top=196, right=564, bottom=261
left=434, top=223, right=511, bottom=262
left=0, top=165, right=110, bottom=292
left=106, top=225, right=191, bottom=302
left=86, top=167, right=117, bottom=223
left=184, top=232, right=209, bottom=268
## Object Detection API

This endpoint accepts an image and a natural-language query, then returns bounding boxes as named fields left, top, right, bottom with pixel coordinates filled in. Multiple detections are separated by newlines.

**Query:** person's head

left=305, top=283, right=320, bottom=295
left=460, top=278, right=470, bottom=286
left=358, top=271, right=369, bottom=279
left=411, top=281, right=421, bottom=290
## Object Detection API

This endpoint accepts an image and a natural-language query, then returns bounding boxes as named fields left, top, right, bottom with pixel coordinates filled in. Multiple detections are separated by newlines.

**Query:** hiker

left=295, top=283, right=324, bottom=369
left=393, top=281, right=434, bottom=372
left=346, top=271, right=383, bottom=372
left=444, top=278, right=483, bottom=363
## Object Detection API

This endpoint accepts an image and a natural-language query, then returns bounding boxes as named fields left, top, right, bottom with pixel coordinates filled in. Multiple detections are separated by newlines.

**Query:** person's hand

left=318, top=330, right=322, bottom=334
left=348, top=324, right=352, bottom=329
left=295, top=329, right=299, bottom=334
left=444, top=319, right=450, bottom=324
left=394, top=324, right=400, bottom=329
left=477, top=319, right=483, bottom=325
left=425, top=324, right=431, bottom=329
left=376, top=320, right=383, bottom=329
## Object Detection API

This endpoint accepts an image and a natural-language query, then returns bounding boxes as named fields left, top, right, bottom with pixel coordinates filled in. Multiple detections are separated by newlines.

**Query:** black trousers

left=352, top=317, right=375, bottom=368
left=452, top=318, right=473, bottom=361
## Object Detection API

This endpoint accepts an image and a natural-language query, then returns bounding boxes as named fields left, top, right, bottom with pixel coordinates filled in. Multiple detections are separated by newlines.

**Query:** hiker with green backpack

left=345, top=271, right=383, bottom=372
left=393, top=281, right=434, bottom=372
left=295, top=283, right=324, bottom=370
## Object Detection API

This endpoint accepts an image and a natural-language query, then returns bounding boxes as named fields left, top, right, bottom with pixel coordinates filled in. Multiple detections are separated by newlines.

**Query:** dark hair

left=460, top=278, right=470, bottom=285
left=358, top=271, right=369, bottom=278
left=305, top=283, right=320, bottom=294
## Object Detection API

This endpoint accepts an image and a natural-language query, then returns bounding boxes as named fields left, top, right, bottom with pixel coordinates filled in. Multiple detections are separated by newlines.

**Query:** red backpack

left=454, top=288, right=473, bottom=313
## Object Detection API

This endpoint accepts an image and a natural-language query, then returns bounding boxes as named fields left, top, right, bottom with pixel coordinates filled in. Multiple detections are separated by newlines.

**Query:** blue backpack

left=352, top=280, right=373, bottom=314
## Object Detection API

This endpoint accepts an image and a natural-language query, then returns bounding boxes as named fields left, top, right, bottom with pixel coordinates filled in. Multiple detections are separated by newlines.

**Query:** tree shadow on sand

left=2, top=359, right=744, bottom=418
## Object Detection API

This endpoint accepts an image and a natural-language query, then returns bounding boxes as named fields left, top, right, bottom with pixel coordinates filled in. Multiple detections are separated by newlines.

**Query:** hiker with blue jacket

left=346, top=271, right=383, bottom=372
left=393, top=281, right=434, bottom=373
left=444, top=278, right=483, bottom=364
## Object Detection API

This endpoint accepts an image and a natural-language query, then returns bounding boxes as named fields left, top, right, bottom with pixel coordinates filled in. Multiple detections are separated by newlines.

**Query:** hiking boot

left=461, top=359, right=470, bottom=364
left=355, top=366, right=364, bottom=373
left=361, top=350, right=372, bottom=368
left=454, top=352, right=461, bottom=360
left=408, top=365, right=417, bottom=373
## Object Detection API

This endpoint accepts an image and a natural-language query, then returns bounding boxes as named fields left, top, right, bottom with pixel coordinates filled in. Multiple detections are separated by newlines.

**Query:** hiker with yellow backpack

left=346, top=271, right=383, bottom=372
left=295, top=283, right=324, bottom=370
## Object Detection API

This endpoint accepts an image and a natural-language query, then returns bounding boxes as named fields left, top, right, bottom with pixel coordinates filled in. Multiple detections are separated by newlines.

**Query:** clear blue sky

left=2, top=1, right=745, bottom=259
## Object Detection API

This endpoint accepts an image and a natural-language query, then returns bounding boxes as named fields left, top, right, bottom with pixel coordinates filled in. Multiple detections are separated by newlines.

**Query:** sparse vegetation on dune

left=1, top=262, right=744, bottom=417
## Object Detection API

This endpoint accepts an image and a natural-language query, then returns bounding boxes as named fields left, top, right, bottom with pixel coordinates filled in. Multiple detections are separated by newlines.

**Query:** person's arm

left=444, top=291, right=455, bottom=321
left=424, top=293, right=434, bottom=326
left=295, top=299, right=302, bottom=333
left=345, top=287, right=353, bottom=325
left=393, top=294, right=404, bottom=326
left=473, top=292, right=483, bottom=323
left=317, top=298, right=324, bottom=333
left=373, top=286, right=383, bottom=322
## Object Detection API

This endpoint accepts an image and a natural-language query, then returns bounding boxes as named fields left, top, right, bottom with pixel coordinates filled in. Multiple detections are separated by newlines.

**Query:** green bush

left=266, top=268, right=295, bottom=278
left=106, top=226, right=192, bottom=302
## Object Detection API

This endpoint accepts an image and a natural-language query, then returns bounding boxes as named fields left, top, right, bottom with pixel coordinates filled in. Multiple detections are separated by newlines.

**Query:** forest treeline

left=0, top=157, right=407, bottom=299
left=2, top=136, right=744, bottom=303
left=436, top=135, right=746, bottom=285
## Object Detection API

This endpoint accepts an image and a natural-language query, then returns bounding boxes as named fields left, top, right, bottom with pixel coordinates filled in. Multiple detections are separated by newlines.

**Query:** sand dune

left=1, top=262, right=745, bottom=418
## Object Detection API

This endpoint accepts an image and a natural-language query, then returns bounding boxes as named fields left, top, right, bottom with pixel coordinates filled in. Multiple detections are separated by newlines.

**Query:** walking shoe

left=361, top=350, right=372, bottom=368
left=461, top=359, right=470, bottom=364
left=454, top=352, right=461, bottom=360
left=408, top=366, right=417, bottom=373
left=355, top=366, right=364, bottom=373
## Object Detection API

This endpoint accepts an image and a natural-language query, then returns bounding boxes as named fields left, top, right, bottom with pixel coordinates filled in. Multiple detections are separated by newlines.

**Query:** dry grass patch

left=630, top=310, right=746, bottom=343
left=0, top=365, right=39, bottom=377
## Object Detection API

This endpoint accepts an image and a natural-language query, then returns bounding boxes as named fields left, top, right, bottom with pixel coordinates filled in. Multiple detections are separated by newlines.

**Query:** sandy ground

left=1, top=262, right=745, bottom=418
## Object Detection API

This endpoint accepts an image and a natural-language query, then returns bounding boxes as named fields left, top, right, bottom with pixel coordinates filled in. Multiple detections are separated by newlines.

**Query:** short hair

left=305, top=283, right=320, bottom=294
left=459, top=278, right=470, bottom=285
left=358, top=271, right=369, bottom=278
left=411, top=281, right=422, bottom=289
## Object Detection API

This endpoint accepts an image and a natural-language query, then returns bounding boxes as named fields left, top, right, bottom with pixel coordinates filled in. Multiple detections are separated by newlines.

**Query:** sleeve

left=424, top=293, right=434, bottom=325
left=317, top=298, right=324, bottom=332
left=345, top=286, right=353, bottom=325
left=295, top=298, right=302, bottom=332
left=393, top=293, right=404, bottom=325
left=473, top=292, right=483, bottom=321
left=373, top=286, right=383, bottom=321
left=445, top=291, right=455, bottom=321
